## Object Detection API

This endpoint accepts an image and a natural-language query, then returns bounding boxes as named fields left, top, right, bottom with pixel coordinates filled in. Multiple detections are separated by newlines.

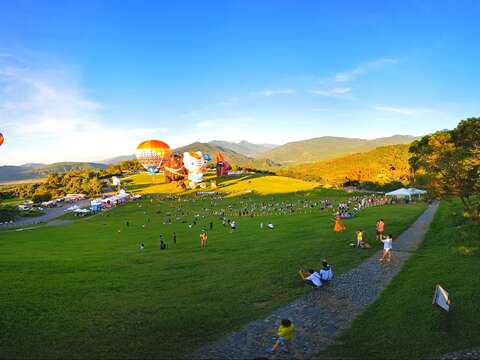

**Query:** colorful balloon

left=136, top=140, right=172, bottom=174
left=164, top=153, right=187, bottom=183
left=215, top=151, right=231, bottom=177
left=0, top=133, right=4, bottom=146
left=183, top=151, right=207, bottom=189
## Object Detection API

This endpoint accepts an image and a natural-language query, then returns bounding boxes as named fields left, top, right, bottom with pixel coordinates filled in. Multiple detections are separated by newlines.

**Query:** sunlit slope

left=124, top=173, right=318, bottom=195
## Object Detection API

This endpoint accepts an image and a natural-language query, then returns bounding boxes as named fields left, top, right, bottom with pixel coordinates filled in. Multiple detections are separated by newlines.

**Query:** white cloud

left=251, top=88, right=296, bottom=97
left=309, top=87, right=352, bottom=97
left=196, top=120, right=216, bottom=128
left=0, top=58, right=168, bottom=165
left=333, top=58, right=399, bottom=83
left=374, top=106, right=432, bottom=116
left=216, top=88, right=296, bottom=107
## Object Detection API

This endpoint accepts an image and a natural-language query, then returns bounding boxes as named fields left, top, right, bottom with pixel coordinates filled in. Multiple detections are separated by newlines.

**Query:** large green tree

left=409, top=117, right=480, bottom=221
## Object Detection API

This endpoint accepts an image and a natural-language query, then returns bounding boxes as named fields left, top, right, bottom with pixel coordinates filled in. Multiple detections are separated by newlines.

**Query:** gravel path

left=424, top=347, right=480, bottom=360
left=192, top=202, right=439, bottom=360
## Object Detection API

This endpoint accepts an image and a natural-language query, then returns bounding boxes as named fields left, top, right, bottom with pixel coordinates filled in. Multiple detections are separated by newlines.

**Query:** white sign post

left=432, top=284, right=451, bottom=312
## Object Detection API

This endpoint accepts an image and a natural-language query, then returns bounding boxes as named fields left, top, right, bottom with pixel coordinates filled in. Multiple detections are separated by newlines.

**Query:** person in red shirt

left=376, top=219, right=385, bottom=240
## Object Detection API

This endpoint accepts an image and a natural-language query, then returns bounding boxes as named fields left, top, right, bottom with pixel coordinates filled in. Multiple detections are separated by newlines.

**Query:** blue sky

left=0, top=0, right=479, bottom=165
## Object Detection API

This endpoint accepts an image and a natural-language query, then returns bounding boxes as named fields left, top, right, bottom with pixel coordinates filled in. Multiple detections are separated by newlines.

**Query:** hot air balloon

left=183, top=151, right=207, bottom=189
left=0, top=133, right=4, bottom=146
left=164, top=153, right=187, bottom=183
left=136, top=140, right=172, bottom=174
left=215, top=151, right=231, bottom=177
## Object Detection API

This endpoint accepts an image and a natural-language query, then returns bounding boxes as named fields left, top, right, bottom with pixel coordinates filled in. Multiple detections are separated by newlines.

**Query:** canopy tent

left=408, top=188, right=427, bottom=195
left=385, top=187, right=427, bottom=197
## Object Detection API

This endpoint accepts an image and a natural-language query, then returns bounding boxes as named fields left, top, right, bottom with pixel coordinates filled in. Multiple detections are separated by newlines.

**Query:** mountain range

left=277, top=144, right=412, bottom=187
left=0, top=135, right=419, bottom=183
left=258, top=135, right=419, bottom=164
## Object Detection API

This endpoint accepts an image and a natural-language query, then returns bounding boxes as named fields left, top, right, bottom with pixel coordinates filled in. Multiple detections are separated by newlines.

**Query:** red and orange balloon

left=135, top=140, right=171, bottom=174
left=0, top=133, right=4, bottom=146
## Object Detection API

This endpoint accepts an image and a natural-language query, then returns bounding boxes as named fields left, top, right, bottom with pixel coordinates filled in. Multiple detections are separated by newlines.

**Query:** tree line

left=6, top=160, right=143, bottom=203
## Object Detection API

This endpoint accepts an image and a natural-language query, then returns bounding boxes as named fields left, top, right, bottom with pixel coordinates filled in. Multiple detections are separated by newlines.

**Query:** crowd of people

left=129, top=192, right=401, bottom=356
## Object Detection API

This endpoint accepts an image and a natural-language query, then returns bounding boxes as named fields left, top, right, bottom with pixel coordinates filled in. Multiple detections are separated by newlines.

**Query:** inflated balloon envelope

left=0, top=132, right=4, bottom=146
left=432, top=284, right=451, bottom=312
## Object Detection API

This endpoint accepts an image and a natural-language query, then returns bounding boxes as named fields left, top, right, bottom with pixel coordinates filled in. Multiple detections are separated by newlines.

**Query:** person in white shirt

left=298, top=269, right=322, bottom=288
left=267, top=223, right=274, bottom=229
left=319, top=260, right=333, bottom=283
left=379, top=234, right=393, bottom=263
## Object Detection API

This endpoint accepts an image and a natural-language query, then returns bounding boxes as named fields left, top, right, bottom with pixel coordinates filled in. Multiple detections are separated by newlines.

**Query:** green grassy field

left=325, top=199, right=480, bottom=360
left=0, top=184, right=427, bottom=359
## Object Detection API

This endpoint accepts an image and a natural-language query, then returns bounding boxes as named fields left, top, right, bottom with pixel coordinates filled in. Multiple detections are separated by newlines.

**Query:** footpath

left=192, top=202, right=439, bottom=360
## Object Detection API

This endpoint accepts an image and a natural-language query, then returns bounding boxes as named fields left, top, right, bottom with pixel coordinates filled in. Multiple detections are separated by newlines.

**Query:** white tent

left=408, top=188, right=427, bottom=195
left=385, top=188, right=412, bottom=197
left=385, top=187, right=427, bottom=197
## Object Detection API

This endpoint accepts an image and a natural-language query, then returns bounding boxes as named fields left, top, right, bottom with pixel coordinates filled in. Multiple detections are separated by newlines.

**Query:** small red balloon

left=0, top=133, right=4, bottom=146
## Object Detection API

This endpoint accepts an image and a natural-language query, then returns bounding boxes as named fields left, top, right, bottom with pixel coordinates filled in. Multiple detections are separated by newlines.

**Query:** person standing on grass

left=159, top=234, right=165, bottom=249
left=200, top=230, right=208, bottom=248
left=356, top=229, right=364, bottom=248
left=379, top=234, right=393, bottom=263
left=172, top=232, right=177, bottom=246
left=160, top=240, right=167, bottom=250
left=376, top=219, right=385, bottom=240
left=209, top=221, right=213, bottom=230
left=266, top=319, right=295, bottom=354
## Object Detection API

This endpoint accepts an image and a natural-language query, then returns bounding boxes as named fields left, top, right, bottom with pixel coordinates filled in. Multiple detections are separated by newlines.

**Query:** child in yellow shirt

left=266, top=319, right=294, bottom=354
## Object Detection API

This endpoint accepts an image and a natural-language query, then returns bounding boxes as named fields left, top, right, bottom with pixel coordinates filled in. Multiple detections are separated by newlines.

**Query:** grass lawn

left=324, top=200, right=480, bottom=360
left=0, top=188, right=426, bottom=359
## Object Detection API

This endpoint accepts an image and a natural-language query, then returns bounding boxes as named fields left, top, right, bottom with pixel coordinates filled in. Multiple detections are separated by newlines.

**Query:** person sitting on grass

left=160, top=240, right=167, bottom=250
left=267, top=222, right=274, bottom=229
left=298, top=269, right=322, bottom=288
left=319, top=260, right=333, bottom=283
left=140, top=242, right=144, bottom=250
left=266, top=319, right=295, bottom=354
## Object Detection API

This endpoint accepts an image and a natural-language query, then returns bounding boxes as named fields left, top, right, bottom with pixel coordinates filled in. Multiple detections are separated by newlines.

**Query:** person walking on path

left=379, top=234, right=393, bottom=263
left=266, top=319, right=295, bottom=354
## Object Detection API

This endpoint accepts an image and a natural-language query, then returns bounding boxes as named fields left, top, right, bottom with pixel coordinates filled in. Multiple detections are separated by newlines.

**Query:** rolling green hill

left=0, top=162, right=108, bottom=183
left=258, top=135, right=418, bottom=164
left=277, top=144, right=412, bottom=187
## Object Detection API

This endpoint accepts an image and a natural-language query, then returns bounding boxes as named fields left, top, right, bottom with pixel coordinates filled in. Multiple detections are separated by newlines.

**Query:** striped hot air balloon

left=0, top=133, right=4, bottom=146
left=135, top=140, right=172, bottom=174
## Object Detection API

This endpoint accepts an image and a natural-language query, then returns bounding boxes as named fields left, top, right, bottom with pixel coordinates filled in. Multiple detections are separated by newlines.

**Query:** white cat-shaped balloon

left=183, top=151, right=207, bottom=189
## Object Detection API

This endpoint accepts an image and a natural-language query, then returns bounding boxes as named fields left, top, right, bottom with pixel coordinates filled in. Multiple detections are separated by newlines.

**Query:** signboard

left=432, top=284, right=451, bottom=312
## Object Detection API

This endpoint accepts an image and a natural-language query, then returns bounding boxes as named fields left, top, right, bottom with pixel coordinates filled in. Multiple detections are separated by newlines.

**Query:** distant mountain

left=277, top=144, right=412, bottom=187
left=101, top=155, right=136, bottom=164
left=258, top=135, right=419, bottom=165
left=0, top=162, right=108, bottom=183
left=20, top=163, right=46, bottom=168
left=208, top=140, right=278, bottom=157
left=175, top=142, right=280, bottom=169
